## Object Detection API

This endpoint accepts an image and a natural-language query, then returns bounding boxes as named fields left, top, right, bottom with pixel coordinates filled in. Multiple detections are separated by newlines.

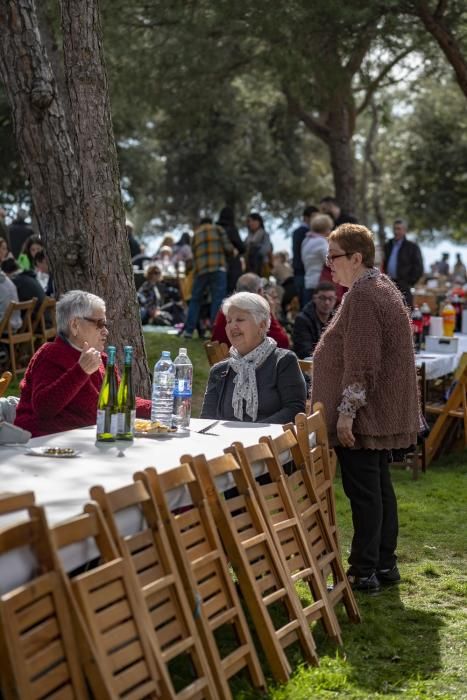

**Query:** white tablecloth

left=0, top=418, right=284, bottom=592
left=416, top=333, right=467, bottom=380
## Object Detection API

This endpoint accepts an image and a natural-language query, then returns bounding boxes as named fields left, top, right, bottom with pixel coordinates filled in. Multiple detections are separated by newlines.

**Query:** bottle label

left=96, top=409, right=106, bottom=434
left=117, top=410, right=136, bottom=434
left=110, top=413, right=118, bottom=436
left=174, top=379, right=192, bottom=397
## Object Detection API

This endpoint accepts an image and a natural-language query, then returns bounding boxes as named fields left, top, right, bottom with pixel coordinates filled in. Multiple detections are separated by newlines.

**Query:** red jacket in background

left=211, top=310, right=290, bottom=349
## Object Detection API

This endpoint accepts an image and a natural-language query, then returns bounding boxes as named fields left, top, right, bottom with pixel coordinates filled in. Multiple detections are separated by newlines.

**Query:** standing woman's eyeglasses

left=326, top=253, right=350, bottom=267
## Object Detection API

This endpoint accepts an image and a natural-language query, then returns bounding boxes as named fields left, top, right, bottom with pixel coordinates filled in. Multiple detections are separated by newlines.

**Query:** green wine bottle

left=116, top=345, right=136, bottom=440
left=96, top=345, right=118, bottom=442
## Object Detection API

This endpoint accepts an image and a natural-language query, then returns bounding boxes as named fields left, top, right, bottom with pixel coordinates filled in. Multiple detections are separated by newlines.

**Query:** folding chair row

left=0, top=298, right=36, bottom=377
left=0, top=491, right=217, bottom=699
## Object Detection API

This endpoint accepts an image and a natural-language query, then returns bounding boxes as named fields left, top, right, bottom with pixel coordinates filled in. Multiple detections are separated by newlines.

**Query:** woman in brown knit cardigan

left=311, top=224, right=419, bottom=593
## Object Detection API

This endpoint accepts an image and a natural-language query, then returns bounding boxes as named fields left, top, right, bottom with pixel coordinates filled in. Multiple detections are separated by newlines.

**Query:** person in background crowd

left=0, top=208, right=10, bottom=248
left=301, top=213, right=334, bottom=304
left=181, top=218, right=233, bottom=339
left=0, top=267, right=21, bottom=330
left=211, top=272, right=290, bottom=349
left=383, top=218, right=424, bottom=307
left=319, top=196, right=357, bottom=228
left=244, top=212, right=273, bottom=277
left=172, top=232, right=193, bottom=272
left=201, top=292, right=306, bottom=424
left=312, top=224, right=419, bottom=593
left=0, top=236, right=13, bottom=264
left=8, top=208, right=34, bottom=259
left=434, top=252, right=450, bottom=276
left=18, top=234, right=43, bottom=271
left=137, top=263, right=174, bottom=326
left=291, top=205, right=319, bottom=308
left=453, top=253, right=467, bottom=282
left=14, top=290, right=151, bottom=437
left=126, top=221, right=142, bottom=260
left=272, top=251, right=297, bottom=318
left=217, top=206, right=245, bottom=294
left=1, top=258, right=45, bottom=317
left=292, top=281, right=337, bottom=358
left=33, top=250, right=51, bottom=293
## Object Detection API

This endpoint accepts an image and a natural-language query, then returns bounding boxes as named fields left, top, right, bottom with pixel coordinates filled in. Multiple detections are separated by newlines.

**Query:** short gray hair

left=56, top=290, right=106, bottom=335
left=236, top=273, right=263, bottom=293
left=222, top=292, right=271, bottom=331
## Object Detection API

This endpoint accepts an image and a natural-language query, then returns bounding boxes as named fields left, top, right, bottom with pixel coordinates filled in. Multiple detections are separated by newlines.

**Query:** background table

left=0, top=418, right=284, bottom=592
left=416, top=333, right=467, bottom=380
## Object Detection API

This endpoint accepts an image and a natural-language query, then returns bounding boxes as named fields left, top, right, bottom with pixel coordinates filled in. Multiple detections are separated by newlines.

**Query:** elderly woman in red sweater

left=15, top=290, right=151, bottom=436
left=312, top=224, right=419, bottom=593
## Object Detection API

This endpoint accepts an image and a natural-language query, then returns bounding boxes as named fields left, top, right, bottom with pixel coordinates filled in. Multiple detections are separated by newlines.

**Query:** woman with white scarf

left=201, top=292, right=306, bottom=423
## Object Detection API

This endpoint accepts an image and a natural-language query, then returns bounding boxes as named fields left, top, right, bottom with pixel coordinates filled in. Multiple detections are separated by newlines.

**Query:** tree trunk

left=0, top=0, right=89, bottom=290
left=0, top=0, right=150, bottom=395
left=326, top=104, right=357, bottom=215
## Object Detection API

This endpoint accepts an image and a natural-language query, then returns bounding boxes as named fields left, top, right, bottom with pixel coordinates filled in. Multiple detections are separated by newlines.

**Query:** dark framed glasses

left=82, top=317, right=109, bottom=329
left=325, top=253, right=350, bottom=266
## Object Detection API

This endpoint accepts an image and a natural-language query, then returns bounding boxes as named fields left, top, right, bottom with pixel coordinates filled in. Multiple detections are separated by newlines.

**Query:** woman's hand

left=79, top=341, right=102, bottom=375
left=337, top=413, right=355, bottom=448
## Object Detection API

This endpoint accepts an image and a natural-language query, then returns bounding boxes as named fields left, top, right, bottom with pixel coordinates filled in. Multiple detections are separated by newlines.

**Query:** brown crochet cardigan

left=311, top=270, right=419, bottom=449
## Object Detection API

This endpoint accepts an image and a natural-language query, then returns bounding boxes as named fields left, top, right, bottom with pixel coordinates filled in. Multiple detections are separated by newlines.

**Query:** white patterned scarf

left=228, top=337, right=277, bottom=421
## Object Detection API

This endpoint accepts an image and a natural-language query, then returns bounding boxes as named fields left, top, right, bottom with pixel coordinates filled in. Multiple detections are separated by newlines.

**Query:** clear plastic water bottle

left=151, top=350, right=175, bottom=427
left=172, top=347, right=193, bottom=431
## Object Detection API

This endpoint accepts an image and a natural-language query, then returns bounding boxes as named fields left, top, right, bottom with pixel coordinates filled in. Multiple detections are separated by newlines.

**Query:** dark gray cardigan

left=200, top=348, right=306, bottom=424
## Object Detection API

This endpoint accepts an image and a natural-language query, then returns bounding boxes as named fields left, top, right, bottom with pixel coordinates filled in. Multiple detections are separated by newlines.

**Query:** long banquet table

left=0, top=418, right=285, bottom=593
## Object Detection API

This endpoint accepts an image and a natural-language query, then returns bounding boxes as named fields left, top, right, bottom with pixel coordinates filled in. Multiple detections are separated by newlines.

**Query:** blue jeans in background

left=184, top=270, right=227, bottom=334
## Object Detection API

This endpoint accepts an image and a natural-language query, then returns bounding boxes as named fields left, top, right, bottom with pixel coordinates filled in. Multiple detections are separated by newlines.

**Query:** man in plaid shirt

left=181, top=218, right=233, bottom=338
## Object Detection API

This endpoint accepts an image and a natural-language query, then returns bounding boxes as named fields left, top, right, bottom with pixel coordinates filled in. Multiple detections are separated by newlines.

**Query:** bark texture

left=0, top=0, right=150, bottom=394
left=60, top=0, right=150, bottom=392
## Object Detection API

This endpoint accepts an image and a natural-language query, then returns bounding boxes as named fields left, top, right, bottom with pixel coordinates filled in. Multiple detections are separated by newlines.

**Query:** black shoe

left=347, top=571, right=381, bottom=593
left=377, top=565, right=401, bottom=585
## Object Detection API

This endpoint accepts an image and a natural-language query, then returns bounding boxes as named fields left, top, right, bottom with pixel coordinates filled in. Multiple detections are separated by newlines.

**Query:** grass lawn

left=6, top=334, right=467, bottom=698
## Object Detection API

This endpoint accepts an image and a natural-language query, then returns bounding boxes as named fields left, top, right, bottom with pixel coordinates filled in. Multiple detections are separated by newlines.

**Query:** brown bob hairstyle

left=328, top=223, right=375, bottom=268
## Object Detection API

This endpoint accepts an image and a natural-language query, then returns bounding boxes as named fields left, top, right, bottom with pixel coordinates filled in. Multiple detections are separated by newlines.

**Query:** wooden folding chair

left=204, top=340, right=229, bottom=366
left=32, top=296, right=57, bottom=346
left=0, top=298, right=36, bottom=377
left=230, top=439, right=342, bottom=645
left=51, top=502, right=171, bottom=700
left=187, top=451, right=319, bottom=684
left=0, top=490, right=35, bottom=515
left=0, top=504, right=88, bottom=699
left=298, top=358, right=313, bottom=377
left=0, top=371, right=12, bottom=398
left=139, top=464, right=266, bottom=699
left=293, top=407, right=338, bottom=544
left=264, top=429, right=361, bottom=624
left=90, top=481, right=218, bottom=700
left=425, top=356, right=467, bottom=465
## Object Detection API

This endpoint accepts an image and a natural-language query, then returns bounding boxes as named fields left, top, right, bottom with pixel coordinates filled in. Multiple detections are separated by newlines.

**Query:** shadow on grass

left=335, top=584, right=444, bottom=694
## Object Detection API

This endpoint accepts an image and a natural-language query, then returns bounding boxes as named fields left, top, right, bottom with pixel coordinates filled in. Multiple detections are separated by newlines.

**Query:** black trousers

left=334, top=446, right=398, bottom=577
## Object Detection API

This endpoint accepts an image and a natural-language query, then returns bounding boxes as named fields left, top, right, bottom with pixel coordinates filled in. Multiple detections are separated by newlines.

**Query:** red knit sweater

left=211, top=310, right=290, bottom=349
left=15, top=336, right=151, bottom=437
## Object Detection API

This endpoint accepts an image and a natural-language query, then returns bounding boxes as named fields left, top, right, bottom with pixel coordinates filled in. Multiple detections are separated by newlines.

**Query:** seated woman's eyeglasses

left=82, top=317, right=108, bottom=329
left=326, top=253, right=349, bottom=266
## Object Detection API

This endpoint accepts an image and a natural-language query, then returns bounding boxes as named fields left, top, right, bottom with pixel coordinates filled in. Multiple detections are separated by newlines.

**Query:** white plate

left=134, top=430, right=177, bottom=439
left=25, top=446, right=80, bottom=458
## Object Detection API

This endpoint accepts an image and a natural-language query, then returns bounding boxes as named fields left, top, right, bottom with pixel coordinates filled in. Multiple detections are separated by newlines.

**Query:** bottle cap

left=179, top=348, right=187, bottom=354
left=162, top=350, right=171, bottom=357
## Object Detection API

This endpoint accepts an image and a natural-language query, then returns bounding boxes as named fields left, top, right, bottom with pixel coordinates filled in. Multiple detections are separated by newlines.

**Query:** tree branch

left=414, top=0, right=467, bottom=99
left=356, top=47, right=415, bottom=115
left=434, top=0, right=449, bottom=20
left=345, top=26, right=377, bottom=76
left=283, top=88, right=330, bottom=142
